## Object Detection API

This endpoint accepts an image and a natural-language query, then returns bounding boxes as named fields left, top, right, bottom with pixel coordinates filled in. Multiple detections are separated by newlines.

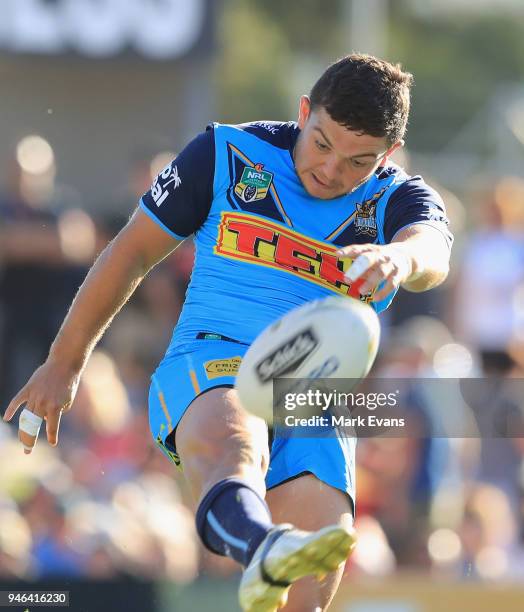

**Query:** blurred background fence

left=1, top=1, right=524, bottom=610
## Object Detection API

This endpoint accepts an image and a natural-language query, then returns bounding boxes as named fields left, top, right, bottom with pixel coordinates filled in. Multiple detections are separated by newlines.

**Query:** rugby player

left=4, top=55, right=452, bottom=611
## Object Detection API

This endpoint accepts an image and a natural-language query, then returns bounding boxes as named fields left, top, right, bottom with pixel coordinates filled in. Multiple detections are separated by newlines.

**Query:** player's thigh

left=266, top=474, right=353, bottom=612
left=175, top=386, right=269, bottom=494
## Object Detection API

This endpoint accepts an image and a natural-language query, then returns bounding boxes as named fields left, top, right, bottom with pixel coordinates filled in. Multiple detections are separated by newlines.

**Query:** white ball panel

left=236, top=296, right=380, bottom=423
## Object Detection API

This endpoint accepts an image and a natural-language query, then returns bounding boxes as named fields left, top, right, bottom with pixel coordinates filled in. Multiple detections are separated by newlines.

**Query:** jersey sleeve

left=140, top=127, right=215, bottom=239
left=383, top=177, right=453, bottom=248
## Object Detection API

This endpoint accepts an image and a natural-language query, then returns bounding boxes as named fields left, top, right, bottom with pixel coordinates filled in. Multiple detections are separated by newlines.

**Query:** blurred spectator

left=358, top=317, right=483, bottom=568
left=0, top=139, right=96, bottom=406
left=457, top=483, right=522, bottom=581
left=0, top=508, right=34, bottom=579
left=453, top=177, right=524, bottom=374
left=28, top=490, right=86, bottom=578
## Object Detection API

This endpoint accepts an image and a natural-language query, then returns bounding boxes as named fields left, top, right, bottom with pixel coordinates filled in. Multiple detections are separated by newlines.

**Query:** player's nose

left=321, top=156, right=341, bottom=182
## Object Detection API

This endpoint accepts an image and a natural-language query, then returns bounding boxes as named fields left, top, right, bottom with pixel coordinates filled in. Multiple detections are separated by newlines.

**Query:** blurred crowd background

left=1, top=1, right=524, bottom=610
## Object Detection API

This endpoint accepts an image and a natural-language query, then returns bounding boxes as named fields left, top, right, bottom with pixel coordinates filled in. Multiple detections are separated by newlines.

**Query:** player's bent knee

left=175, top=388, right=269, bottom=498
left=245, top=413, right=270, bottom=472
left=177, top=409, right=267, bottom=467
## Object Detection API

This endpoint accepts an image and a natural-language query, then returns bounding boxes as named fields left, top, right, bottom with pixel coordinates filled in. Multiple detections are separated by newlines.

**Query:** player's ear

left=381, top=140, right=403, bottom=164
left=297, top=95, right=311, bottom=129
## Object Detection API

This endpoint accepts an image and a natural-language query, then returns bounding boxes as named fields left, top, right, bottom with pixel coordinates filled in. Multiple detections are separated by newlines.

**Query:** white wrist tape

left=344, top=254, right=373, bottom=282
left=19, top=408, right=43, bottom=437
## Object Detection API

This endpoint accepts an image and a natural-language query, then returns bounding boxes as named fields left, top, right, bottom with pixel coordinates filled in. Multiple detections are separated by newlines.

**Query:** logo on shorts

left=234, top=163, right=273, bottom=203
left=354, top=188, right=385, bottom=237
left=204, top=356, right=242, bottom=379
left=256, top=329, right=318, bottom=383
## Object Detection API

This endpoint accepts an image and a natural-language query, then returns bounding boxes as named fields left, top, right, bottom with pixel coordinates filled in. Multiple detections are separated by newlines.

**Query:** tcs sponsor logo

left=214, top=212, right=370, bottom=300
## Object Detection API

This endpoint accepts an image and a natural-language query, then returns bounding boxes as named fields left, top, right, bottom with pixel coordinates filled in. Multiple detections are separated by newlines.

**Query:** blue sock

left=195, top=478, right=274, bottom=567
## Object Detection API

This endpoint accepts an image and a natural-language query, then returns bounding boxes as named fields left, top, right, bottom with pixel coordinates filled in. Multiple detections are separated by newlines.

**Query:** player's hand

left=337, top=243, right=413, bottom=302
left=2, top=359, right=81, bottom=454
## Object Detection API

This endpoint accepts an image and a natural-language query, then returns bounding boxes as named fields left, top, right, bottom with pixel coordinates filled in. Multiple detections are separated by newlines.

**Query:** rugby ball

left=235, top=296, right=380, bottom=423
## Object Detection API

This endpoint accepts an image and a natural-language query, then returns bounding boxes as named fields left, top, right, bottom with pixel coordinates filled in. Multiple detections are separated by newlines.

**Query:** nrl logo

left=235, top=163, right=273, bottom=203
left=354, top=188, right=386, bottom=237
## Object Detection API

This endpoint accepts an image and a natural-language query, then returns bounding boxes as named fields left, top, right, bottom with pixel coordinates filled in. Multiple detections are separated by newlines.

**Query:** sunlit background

left=1, top=1, right=524, bottom=611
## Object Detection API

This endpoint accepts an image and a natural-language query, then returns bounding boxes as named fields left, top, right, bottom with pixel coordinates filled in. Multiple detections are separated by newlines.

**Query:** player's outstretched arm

left=3, top=207, right=181, bottom=452
left=338, top=224, right=451, bottom=302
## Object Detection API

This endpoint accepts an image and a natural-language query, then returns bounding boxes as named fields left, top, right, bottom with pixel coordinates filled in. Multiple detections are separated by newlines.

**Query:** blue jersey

left=140, top=121, right=452, bottom=353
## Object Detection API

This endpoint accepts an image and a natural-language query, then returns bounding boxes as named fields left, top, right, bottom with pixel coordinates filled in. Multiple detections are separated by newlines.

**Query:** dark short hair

left=309, top=54, right=413, bottom=145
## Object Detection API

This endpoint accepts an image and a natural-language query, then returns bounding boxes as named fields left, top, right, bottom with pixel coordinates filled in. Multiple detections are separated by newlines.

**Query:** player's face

left=294, top=96, right=402, bottom=199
